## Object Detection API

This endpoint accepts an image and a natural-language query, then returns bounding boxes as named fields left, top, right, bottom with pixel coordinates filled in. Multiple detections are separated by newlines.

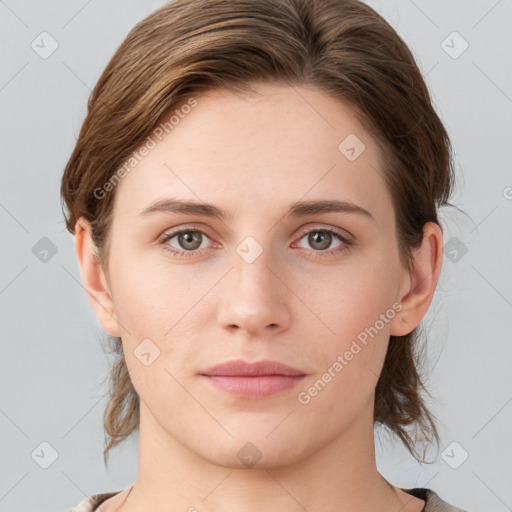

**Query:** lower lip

left=201, top=375, right=306, bottom=398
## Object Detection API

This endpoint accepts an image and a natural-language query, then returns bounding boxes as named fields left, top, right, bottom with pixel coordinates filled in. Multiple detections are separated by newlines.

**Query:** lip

left=199, top=360, right=307, bottom=399
left=200, top=359, right=305, bottom=377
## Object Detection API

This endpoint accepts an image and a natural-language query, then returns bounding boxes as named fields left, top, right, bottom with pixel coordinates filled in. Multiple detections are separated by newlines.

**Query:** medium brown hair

left=60, top=0, right=454, bottom=467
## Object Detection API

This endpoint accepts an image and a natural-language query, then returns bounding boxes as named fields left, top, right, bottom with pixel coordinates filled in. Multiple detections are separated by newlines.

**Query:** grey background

left=1, top=1, right=511, bottom=511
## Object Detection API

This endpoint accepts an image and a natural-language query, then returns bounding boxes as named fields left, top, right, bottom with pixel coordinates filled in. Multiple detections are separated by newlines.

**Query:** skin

left=75, top=83, right=443, bottom=512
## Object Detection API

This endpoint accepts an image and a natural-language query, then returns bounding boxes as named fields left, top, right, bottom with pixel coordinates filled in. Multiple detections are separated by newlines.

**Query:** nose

left=217, top=247, right=291, bottom=337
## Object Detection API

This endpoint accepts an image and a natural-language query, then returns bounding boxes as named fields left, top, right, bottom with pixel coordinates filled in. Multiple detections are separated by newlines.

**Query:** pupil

left=180, top=231, right=201, bottom=250
left=310, top=231, right=330, bottom=250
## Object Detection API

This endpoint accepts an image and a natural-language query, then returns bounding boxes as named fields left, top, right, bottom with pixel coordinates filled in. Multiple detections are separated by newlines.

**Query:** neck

left=119, top=401, right=422, bottom=512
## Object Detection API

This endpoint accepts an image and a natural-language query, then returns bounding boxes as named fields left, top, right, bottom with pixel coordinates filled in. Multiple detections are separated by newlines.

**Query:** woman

left=61, top=0, right=469, bottom=510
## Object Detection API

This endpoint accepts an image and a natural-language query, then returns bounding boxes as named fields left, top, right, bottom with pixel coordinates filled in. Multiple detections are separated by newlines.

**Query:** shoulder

left=66, top=490, right=122, bottom=512
left=66, top=486, right=470, bottom=512
left=401, top=487, right=470, bottom=512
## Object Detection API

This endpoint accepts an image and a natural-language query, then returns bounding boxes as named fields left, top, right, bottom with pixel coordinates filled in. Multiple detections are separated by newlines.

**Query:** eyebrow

left=139, top=197, right=374, bottom=221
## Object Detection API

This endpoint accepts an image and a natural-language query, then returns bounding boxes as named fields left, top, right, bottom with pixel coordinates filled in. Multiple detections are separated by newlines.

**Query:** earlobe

left=74, top=217, right=121, bottom=337
left=389, top=222, right=443, bottom=337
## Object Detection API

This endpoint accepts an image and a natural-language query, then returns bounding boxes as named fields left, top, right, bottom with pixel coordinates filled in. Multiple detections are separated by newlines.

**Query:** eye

left=159, top=227, right=215, bottom=258
left=159, top=225, right=353, bottom=259
left=293, top=227, right=353, bottom=258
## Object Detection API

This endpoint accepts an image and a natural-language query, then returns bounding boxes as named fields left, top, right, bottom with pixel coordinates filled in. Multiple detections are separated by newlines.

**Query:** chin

left=193, top=433, right=308, bottom=471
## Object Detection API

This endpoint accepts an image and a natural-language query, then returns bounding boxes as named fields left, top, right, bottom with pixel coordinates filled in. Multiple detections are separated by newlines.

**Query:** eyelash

left=159, top=226, right=354, bottom=259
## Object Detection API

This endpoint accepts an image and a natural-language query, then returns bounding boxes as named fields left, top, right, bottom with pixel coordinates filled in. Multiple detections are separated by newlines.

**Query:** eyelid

left=293, top=223, right=354, bottom=243
left=159, top=223, right=354, bottom=258
left=158, top=225, right=217, bottom=247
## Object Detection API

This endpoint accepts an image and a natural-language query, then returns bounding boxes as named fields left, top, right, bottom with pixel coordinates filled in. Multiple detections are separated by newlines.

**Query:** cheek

left=112, top=263, right=201, bottom=413
left=109, top=249, right=200, bottom=333
left=293, top=276, right=395, bottom=436
left=107, top=253, right=216, bottom=383
left=291, top=249, right=400, bottom=403
left=297, top=252, right=401, bottom=344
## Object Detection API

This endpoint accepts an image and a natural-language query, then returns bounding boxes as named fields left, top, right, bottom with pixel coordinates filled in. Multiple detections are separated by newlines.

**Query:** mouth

left=200, top=374, right=307, bottom=398
left=199, top=359, right=307, bottom=399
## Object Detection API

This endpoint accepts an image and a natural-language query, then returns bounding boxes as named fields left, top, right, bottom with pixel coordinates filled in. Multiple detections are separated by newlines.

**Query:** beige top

left=66, top=487, right=469, bottom=511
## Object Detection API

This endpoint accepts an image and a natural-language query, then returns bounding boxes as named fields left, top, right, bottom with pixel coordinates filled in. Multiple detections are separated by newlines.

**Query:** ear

left=74, top=217, right=121, bottom=337
left=390, top=222, right=443, bottom=336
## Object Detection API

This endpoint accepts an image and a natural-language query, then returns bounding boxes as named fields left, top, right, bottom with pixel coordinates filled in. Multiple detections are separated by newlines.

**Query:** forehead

left=112, top=83, right=393, bottom=223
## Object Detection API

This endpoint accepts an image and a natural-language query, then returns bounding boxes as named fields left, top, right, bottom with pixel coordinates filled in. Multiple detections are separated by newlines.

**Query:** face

left=85, top=83, right=416, bottom=468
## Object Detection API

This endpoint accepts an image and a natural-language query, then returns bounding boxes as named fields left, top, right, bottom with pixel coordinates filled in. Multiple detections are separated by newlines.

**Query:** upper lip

left=200, top=359, right=305, bottom=377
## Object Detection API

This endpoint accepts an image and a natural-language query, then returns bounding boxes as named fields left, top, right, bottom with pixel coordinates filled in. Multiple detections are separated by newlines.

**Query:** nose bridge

left=217, top=233, right=290, bottom=333
left=232, top=234, right=279, bottom=305
left=237, top=243, right=273, bottom=291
